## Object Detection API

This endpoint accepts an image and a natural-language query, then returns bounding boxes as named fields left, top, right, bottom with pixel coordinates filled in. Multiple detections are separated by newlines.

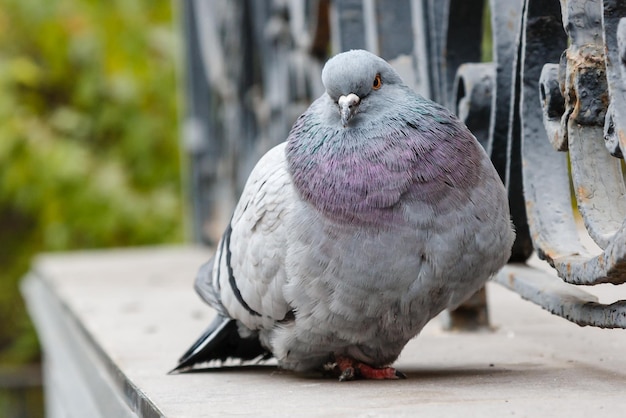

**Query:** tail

left=169, top=315, right=272, bottom=374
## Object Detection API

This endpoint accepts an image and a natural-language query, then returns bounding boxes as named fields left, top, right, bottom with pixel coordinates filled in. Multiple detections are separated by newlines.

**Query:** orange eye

left=372, top=73, right=382, bottom=90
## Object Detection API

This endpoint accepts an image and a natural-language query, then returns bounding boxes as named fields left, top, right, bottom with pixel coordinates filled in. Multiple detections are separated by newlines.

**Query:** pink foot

left=334, top=355, right=406, bottom=381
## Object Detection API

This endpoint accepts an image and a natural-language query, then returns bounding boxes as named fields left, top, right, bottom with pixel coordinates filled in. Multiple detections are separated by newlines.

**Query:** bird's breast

left=286, top=132, right=417, bottom=225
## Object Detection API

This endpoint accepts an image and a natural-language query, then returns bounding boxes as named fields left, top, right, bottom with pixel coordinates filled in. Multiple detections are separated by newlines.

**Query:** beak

left=338, top=93, right=360, bottom=127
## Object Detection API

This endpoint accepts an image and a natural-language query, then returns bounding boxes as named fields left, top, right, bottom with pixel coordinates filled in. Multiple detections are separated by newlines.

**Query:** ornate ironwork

left=181, top=0, right=626, bottom=329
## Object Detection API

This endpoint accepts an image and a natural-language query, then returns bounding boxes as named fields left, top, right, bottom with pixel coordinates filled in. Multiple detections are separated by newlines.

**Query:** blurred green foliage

left=481, top=0, right=492, bottom=63
left=0, top=0, right=183, bottom=365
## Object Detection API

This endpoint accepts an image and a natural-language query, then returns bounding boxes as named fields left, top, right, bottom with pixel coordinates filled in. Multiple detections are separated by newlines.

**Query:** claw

left=338, top=367, right=355, bottom=382
left=395, top=370, right=407, bottom=379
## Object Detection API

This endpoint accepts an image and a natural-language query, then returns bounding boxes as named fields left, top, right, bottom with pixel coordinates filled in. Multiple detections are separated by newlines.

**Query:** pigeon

left=172, top=49, right=515, bottom=380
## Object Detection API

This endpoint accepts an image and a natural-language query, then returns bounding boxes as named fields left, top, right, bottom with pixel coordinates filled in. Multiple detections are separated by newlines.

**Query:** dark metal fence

left=180, top=0, right=626, bottom=328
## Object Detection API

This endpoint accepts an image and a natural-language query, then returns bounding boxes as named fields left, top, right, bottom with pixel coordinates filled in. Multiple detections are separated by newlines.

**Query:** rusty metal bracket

left=508, top=0, right=626, bottom=327
left=495, top=264, right=626, bottom=328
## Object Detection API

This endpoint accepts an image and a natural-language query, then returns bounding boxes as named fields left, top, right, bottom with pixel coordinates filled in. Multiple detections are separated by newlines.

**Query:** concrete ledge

left=22, top=246, right=626, bottom=417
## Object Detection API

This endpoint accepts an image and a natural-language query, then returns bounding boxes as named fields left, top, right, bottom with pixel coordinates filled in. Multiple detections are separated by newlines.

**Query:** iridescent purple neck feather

left=285, top=93, right=481, bottom=226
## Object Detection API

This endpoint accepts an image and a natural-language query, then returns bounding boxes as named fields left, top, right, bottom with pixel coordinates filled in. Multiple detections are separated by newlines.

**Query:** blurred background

left=0, top=0, right=183, bottom=415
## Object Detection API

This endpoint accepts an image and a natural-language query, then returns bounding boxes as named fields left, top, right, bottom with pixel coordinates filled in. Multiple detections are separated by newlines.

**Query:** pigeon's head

left=321, top=50, right=405, bottom=127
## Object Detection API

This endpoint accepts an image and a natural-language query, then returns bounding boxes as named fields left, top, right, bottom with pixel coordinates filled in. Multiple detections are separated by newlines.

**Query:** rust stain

left=566, top=45, right=605, bottom=67
left=570, top=99, right=581, bottom=120
left=553, top=131, right=568, bottom=151
left=618, top=129, right=626, bottom=149
left=597, top=253, right=605, bottom=269
left=576, top=185, right=591, bottom=202
left=564, top=46, right=607, bottom=125
left=601, top=88, right=610, bottom=108
left=541, top=247, right=558, bottom=262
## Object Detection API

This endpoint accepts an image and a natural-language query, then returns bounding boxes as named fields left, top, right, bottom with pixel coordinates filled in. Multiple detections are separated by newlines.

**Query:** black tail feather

left=169, top=315, right=272, bottom=374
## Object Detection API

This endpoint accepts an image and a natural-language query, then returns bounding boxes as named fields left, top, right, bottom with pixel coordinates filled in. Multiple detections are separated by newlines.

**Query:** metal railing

left=180, top=0, right=626, bottom=329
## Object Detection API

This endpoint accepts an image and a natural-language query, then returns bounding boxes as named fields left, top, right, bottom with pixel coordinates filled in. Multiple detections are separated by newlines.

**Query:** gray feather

left=176, top=50, right=515, bottom=374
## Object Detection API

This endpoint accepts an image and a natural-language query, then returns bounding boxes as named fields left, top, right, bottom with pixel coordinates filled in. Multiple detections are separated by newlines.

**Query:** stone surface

left=23, top=246, right=626, bottom=417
